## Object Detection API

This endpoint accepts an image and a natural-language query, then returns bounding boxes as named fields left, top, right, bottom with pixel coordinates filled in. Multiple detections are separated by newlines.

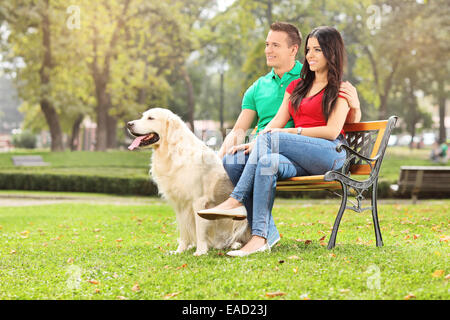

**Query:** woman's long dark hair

left=290, top=26, right=346, bottom=121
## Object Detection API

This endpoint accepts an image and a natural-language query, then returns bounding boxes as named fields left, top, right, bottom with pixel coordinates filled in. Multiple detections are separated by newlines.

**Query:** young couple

left=198, top=22, right=361, bottom=257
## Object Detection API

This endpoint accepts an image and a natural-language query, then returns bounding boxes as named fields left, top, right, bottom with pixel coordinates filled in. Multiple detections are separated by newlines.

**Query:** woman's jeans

left=225, top=132, right=347, bottom=241
left=223, top=151, right=280, bottom=247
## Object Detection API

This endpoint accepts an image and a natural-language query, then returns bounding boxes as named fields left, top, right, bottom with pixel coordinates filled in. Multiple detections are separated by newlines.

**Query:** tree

left=0, top=0, right=69, bottom=150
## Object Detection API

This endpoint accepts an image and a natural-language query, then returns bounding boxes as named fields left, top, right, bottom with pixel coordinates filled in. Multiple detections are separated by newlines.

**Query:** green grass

left=0, top=198, right=448, bottom=300
left=0, top=149, right=151, bottom=178
left=381, top=147, right=449, bottom=182
left=1, top=146, right=447, bottom=182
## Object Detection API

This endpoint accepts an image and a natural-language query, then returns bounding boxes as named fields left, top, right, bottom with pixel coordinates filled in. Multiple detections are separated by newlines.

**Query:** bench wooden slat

left=11, top=155, right=49, bottom=167
left=398, top=166, right=450, bottom=197
left=273, top=116, right=398, bottom=249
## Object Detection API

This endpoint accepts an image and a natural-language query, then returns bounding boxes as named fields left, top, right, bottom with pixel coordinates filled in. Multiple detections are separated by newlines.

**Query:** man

left=217, top=22, right=361, bottom=249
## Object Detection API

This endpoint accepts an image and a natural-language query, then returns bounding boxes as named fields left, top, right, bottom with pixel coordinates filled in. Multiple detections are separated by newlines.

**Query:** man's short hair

left=270, top=22, right=302, bottom=48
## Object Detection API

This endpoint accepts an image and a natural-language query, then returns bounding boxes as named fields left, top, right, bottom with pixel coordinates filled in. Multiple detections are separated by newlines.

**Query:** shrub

left=12, top=131, right=37, bottom=149
left=0, top=172, right=158, bottom=196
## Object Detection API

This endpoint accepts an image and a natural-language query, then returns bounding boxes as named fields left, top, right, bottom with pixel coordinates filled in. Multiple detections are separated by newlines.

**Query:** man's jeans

left=223, top=151, right=280, bottom=247
left=227, top=132, right=347, bottom=241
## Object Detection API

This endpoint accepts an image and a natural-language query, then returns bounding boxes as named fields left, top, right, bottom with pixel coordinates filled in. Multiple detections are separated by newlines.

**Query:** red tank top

left=286, top=79, right=345, bottom=136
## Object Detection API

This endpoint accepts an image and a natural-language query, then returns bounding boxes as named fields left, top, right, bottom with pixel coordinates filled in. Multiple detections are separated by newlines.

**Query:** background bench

left=397, top=166, right=450, bottom=203
left=11, top=155, right=49, bottom=167
left=276, top=116, right=398, bottom=249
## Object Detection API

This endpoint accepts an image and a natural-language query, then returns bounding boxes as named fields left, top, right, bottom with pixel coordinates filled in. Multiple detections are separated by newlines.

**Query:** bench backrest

left=343, top=116, right=397, bottom=175
left=398, top=166, right=450, bottom=193
left=11, top=155, right=48, bottom=166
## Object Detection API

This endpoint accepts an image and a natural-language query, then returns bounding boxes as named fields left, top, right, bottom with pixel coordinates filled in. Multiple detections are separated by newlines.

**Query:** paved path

left=0, top=193, right=162, bottom=207
left=0, top=192, right=438, bottom=207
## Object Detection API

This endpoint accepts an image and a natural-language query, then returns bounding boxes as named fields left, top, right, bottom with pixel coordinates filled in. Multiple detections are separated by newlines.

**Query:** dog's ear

left=164, top=113, right=182, bottom=145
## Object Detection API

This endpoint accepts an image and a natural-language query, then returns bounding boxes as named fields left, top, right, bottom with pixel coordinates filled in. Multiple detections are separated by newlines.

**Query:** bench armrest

left=323, top=143, right=379, bottom=184
left=336, top=143, right=380, bottom=163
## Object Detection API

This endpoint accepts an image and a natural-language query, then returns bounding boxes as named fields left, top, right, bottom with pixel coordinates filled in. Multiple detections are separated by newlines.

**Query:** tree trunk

left=181, top=67, right=195, bottom=132
left=438, top=78, right=446, bottom=144
left=219, top=71, right=225, bottom=138
left=91, top=0, right=130, bottom=151
left=106, top=113, right=117, bottom=149
left=266, top=0, right=273, bottom=24
left=70, top=114, right=84, bottom=151
left=39, top=0, right=64, bottom=151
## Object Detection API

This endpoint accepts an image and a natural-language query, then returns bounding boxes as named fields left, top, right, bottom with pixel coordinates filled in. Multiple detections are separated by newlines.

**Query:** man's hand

left=228, top=141, right=256, bottom=155
left=339, top=81, right=360, bottom=111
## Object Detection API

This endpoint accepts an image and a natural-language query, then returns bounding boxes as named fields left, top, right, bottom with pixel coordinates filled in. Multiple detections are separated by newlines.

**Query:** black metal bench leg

left=371, top=180, right=383, bottom=247
left=328, top=183, right=348, bottom=249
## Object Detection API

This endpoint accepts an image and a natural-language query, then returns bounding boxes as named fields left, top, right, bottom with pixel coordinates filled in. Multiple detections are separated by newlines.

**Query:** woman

left=198, top=26, right=361, bottom=256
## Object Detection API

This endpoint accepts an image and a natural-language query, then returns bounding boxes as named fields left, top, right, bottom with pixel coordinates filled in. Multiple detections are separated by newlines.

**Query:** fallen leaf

left=278, top=260, right=285, bottom=264
left=116, top=296, right=127, bottom=300
left=404, top=293, right=416, bottom=300
left=445, top=274, right=450, bottom=281
left=293, top=267, right=298, bottom=274
left=87, top=279, right=99, bottom=285
left=132, top=283, right=140, bottom=292
left=439, top=235, right=450, bottom=242
left=94, top=288, right=100, bottom=294
left=265, top=291, right=287, bottom=298
left=319, top=235, right=326, bottom=241
left=93, top=228, right=101, bottom=233
left=176, top=264, right=187, bottom=270
left=432, top=270, right=445, bottom=278
left=413, top=234, right=421, bottom=240
left=67, top=257, right=74, bottom=264
left=9, top=250, right=16, bottom=254
left=288, top=255, right=300, bottom=260
left=164, top=292, right=181, bottom=299
left=115, top=238, right=123, bottom=242
left=339, top=289, right=350, bottom=293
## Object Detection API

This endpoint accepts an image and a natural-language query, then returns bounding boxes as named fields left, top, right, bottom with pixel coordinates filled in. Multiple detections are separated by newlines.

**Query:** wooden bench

left=397, top=166, right=450, bottom=203
left=276, top=116, right=398, bottom=249
left=11, top=155, right=49, bottom=167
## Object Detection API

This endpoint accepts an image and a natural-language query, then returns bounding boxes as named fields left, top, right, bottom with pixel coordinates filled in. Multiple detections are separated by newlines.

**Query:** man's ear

left=291, top=44, right=299, bottom=57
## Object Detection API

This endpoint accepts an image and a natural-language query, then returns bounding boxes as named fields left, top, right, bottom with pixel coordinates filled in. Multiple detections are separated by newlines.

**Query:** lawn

left=0, top=197, right=448, bottom=300
left=0, top=149, right=151, bottom=178
left=0, top=146, right=447, bottom=182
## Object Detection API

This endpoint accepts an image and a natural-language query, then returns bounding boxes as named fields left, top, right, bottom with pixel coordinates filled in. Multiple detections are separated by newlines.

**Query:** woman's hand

left=228, top=141, right=256, bottom=155
left=339, top=81, right=360, bottom=111
left=261, top=127, right=295, bottom=135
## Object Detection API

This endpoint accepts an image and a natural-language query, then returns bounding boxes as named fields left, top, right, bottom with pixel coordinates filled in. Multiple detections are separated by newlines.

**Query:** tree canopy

left=0, top=0, right=447, bottom=150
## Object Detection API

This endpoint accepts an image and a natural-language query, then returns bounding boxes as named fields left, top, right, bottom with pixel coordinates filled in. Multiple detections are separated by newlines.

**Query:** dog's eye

left=147, top=117, right=154, bottom=120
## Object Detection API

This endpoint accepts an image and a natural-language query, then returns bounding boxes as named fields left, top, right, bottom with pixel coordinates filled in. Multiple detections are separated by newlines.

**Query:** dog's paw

left=193, top=250, right=208, bottom=256
left=230, top=242, right=243, bottom=250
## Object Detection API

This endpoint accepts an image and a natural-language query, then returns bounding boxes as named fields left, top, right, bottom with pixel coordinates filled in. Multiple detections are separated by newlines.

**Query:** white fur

left=128, top=108, right=250, bottom=255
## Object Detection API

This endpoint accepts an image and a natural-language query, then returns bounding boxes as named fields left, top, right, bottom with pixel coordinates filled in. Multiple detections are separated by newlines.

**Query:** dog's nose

left=127, top=121, right=134, bottom=128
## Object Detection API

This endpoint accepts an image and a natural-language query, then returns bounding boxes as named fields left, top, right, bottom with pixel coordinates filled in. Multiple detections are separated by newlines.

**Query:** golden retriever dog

left=127, top=108, right=250, bottom=255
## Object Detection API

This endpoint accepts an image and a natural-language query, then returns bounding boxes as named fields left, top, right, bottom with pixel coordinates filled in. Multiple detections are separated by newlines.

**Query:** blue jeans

left=223, top=151, right=281, bottom=247
left=229, top=132, right=347, bottom=240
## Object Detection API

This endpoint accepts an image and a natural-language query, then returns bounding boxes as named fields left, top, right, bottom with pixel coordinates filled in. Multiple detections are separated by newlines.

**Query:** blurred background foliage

left=0, top=0, right=448, bottom=151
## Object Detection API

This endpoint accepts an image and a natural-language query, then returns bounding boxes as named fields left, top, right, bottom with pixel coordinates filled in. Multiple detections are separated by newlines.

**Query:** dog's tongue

left=128, top=136, right=146, bottom=150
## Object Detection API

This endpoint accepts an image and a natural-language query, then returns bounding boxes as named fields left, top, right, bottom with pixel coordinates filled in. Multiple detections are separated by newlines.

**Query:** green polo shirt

left=242, top=60, right=303, bottom=133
